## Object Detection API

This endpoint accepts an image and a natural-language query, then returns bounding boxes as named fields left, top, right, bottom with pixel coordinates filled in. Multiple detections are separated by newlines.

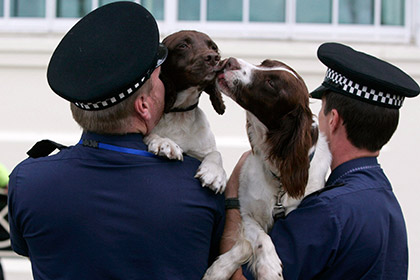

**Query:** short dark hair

left=323, top=91, right=399, bottom=152
left=70, top=80, right=150, bottom=134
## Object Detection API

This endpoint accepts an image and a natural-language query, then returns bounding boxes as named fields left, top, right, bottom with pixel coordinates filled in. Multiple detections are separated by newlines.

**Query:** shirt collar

left=326, top=157, right=379, bottom=187
left=80, top=131, right=148, bottom=151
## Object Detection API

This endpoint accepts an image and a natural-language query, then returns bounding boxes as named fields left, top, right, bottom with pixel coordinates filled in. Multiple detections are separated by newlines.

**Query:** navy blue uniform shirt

left=8, top=132, right=225, bottom=280
left=245, top=157, right=408, bottom=279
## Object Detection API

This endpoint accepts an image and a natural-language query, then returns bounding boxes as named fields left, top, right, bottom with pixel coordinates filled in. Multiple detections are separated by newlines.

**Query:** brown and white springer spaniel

left=144, top=30, right=227, bottom=193
left=203, top=58, right=331, bottom=279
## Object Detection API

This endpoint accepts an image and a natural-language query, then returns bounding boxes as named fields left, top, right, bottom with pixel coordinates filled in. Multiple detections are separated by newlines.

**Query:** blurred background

left=1, top=0, right=419, bottom=279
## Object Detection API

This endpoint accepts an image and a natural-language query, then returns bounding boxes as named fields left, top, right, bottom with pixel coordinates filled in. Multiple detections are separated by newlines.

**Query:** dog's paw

left=256, top=264, right=283, bottom=280
left=144, top=134, right=183, bottom=161
left=202, top=255, right=235, bottom=280
left=195, top=160, right=227, bottom=194
left=202, top=266, right=230, bottom=280
left=255, top=233, right=284, bottom=280
left=204, top=239, right=253, bottom=280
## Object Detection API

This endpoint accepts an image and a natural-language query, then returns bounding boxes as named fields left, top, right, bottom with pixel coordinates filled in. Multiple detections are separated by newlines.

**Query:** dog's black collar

left=308, top=149, right=315, bottom=162
left=169, top=102, right=199, bottom=113
left=273, top=188, right=286, bottom=220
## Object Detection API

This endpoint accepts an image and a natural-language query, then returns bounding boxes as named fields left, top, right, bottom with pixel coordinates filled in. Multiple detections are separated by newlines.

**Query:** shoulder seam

left=330, top=165, right=379, bottom=186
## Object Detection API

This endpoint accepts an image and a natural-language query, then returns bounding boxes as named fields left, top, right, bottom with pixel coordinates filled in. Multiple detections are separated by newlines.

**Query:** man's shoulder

left=12, top=144, right=76, bottom=170
left=301, top=174, right=389, bottom=212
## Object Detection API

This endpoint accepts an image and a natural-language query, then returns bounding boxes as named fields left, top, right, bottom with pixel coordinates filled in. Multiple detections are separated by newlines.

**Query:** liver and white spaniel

left=203, top=58, right=331, bottom=279
left=144, top=30, right=227, bottom=193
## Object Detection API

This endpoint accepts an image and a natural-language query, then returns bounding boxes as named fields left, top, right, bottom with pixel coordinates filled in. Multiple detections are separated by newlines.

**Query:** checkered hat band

left=73, top=74, right=149, bottom=111
left=324, top=68, right=404, bottom=108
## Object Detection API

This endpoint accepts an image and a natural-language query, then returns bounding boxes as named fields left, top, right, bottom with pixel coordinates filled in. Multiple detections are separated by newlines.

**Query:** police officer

left=225, top=42, right=419, bottom=279
left=8, top=2, right=224, bottom=279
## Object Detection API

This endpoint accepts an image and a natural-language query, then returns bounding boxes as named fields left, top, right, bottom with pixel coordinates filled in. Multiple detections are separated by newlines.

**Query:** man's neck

left=124, top=116, right=148, bottom=135
left=330, top=140, right=379, bottom=170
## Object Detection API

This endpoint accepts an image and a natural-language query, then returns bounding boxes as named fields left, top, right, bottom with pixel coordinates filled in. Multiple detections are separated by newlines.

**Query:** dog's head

left=160, top=30, right=225, bottom=114
left=217, top=58, right=314, bottom=198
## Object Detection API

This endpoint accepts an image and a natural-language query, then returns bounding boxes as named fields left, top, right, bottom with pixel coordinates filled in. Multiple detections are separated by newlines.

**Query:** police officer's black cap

left=47, top=1, right=168, bottom=111
left=310, top=42, right=419, bottom=109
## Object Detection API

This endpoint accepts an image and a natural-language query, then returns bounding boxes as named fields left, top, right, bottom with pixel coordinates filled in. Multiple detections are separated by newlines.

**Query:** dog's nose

left=225, top=57, right=241, bottom=70
left=205, top=53, right=221, bottom=66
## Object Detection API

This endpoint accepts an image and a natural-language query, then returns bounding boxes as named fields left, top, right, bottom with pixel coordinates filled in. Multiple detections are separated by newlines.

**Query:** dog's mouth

left=215, top=60, right=237, bottom=97
left=216, top=72, right=227, bottom=88
left=214, top=60, right=229, bottom=90
left=204, top=69, right=218, bottom=81
left=216, top=72, right=236, bottom=99
left=189, top=63, right=220, bottom=83
left=214, top=59, right=228, bottom=72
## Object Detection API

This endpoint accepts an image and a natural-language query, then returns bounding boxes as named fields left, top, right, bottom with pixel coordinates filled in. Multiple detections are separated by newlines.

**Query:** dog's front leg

left=144, top=133, right=184, bottom=160
left=242, top=215, right=283, bottom=280
left=195, top=151, right=227, bottom=193
left=253, top=232, right=283, bottom=280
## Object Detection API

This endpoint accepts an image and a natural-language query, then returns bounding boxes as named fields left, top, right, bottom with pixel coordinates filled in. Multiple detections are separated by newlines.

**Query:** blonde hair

left=71, top=79, right=152, bottom=134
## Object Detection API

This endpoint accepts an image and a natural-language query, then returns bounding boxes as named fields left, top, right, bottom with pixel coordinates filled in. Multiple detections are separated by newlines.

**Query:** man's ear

left=135, top=95, right=151, bottom=121
left=329, top=109, right=341, bottom=133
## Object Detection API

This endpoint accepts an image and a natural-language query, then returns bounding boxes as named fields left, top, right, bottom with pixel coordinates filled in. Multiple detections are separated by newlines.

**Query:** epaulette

left=301, top=183, right=345, bottom=203
left=27, top=140, right=68, bottom=158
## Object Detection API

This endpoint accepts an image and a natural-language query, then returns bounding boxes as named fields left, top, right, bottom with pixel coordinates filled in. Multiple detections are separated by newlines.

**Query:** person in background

left=0, top=163, right=8, bottom=191
left=8, top=2, right=224, bottom=279
left=225, top=42, right=419, bottom=279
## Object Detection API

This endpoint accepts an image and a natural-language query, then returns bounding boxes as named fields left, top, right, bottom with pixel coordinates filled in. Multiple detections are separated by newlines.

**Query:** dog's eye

left=177, top=43, right=188, bottom=49
left=266, top=79, right=275, bottom=89
left=211, top=45, right=218, bottom=51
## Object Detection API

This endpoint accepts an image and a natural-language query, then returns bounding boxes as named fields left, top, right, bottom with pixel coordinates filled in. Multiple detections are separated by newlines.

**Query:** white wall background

left=0, top=34, right=419, bottom=279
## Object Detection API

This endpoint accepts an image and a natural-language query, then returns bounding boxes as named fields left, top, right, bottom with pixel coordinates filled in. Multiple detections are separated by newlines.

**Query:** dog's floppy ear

left=204, top=83, right=225, bottom=115
left=267, top=105, right=313, bottom=198
left=160, top=71, right=177, bottom=113
left=205, top=58, right=227, bottom=115
left=160, top=35, right=177, bottom=113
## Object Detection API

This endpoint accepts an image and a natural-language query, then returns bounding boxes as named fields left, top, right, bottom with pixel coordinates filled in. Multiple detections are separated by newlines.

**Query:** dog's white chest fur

left=144, top=88, right=227, bottom=193
left=239, top=154, right=279, bottom=232
left=239, top=128, right=332, bottom=231
left=152, top=107, right=216, bottom=159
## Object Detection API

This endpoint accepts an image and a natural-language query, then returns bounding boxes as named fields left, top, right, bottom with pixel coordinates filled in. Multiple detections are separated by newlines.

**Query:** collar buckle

left=273, top=189, right=286, bottom=220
